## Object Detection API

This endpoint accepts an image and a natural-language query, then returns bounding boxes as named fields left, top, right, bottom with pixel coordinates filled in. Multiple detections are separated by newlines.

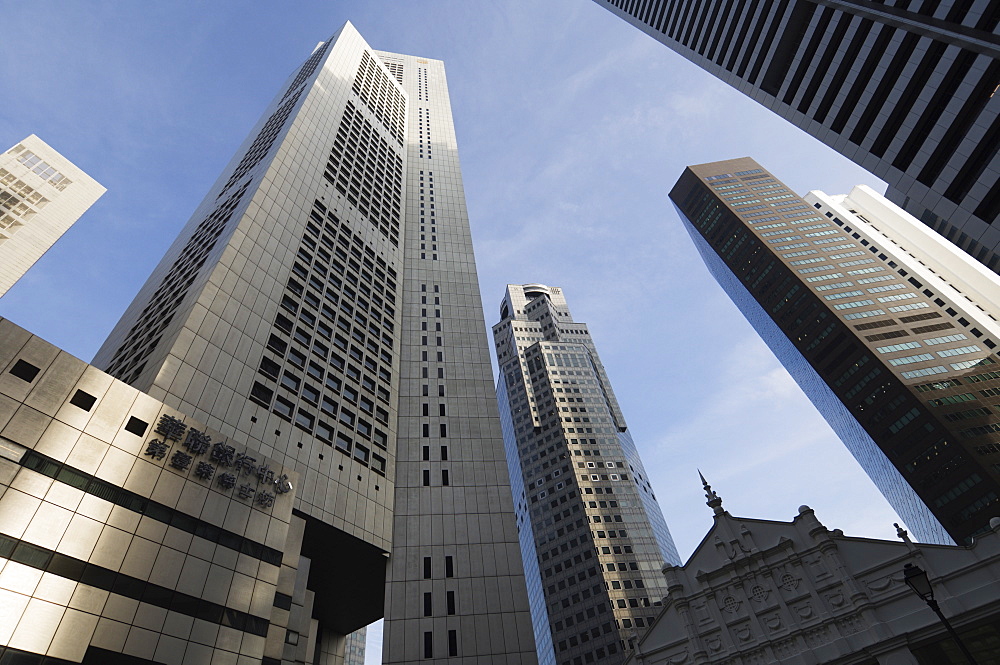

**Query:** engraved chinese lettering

left=155, top=414, right=187, bottom=442
left=144, top=439, right=169, bottom=460
left=183, top=428, right=211, bottom=455
left=217, top=472, right=237, bottom=489
left=257, top=464, right=275, bottom=485
left=237, top=483, right=255, bottom=500
left=256, top=491, right=275, bottom=508
left=194, top=461, right=216, bottom=480
left=274, top=474, right=293, bottom=494
left=210, top=441, right=236, bottom=467
left=170, top=450, right=193, bottom=471
left=235, top=452, right=257, bottom=476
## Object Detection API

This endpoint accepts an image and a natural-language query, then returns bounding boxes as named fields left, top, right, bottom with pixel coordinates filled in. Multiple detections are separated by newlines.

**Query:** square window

left=124, top=416, right=148, bottom=437
left=9, top=359, right=40, bottom=382
left=251, top=382, right=274, bottom=406
left=70, top=390, right=97, bottom=412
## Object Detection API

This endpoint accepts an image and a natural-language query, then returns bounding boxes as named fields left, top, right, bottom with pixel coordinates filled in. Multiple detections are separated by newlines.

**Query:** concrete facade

left=493, top=284, right=681, bottom=665
left=670, top=157, right=1000, bottom=546
left=0, top=135, right=105, bottom=297
left=592, top=0, right=1000, bottom=275
left=626, top=481, right=1000, bottom=664
left=0, top=318, right=299, bottom=664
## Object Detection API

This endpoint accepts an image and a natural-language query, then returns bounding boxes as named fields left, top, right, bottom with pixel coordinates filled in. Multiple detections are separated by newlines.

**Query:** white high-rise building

left=493, top=284, right=680, bottom=665
left=0, top=22, right=536, bottom=665
left=0, top=135, right=105, bottom=297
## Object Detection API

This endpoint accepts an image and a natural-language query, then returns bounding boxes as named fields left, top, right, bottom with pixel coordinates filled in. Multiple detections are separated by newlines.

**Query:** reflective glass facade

left=670, top=157, right=1000, bottom=546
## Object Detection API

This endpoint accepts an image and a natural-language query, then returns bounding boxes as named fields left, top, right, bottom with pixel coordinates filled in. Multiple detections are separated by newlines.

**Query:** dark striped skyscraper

left=670, top=157, right=1000, bottom=547
left=594, top=0, right=1000, bottom=274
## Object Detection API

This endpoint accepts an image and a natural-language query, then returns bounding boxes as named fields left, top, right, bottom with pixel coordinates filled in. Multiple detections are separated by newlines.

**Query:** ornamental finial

left=699, top=469, right=724, bottom=515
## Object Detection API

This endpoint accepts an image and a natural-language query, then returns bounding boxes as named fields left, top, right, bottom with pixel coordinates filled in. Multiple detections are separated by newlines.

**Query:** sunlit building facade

left=0, top=135, right=105, bottom=297
left=593, top=0, right=1000, bottom=274
left=493, top=284, right=680, bottom=665
left=0, top=22, right=536, bottom=665
left=670, top=157, right=1000, bottom=547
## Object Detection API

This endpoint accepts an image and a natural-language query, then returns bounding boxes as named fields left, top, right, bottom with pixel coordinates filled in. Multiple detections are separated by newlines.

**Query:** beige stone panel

left=1, top=404, right=51, bottom=449
left=67, top=583, right=109, bottom=614
left=8, top=596, right=66, bottom=653
left=0, top=587, right=31, bottom=643
left=119, top=535, right=160, bottom=580
left=95, top=443, right=136, bottom=486
left=21, top=499, right=74, bottom=550
left=90, top=524, right=133, bottom=571
left=84, top=379, right=139, bottom=442
left=9, top=467, right=52, bottom=500
left=102, top=594, right=139, bottom=624
left=90, top=616, right=130, bottom=651
left=43, top=481, right=85, bottom=512
left=66, top=432, right=109, bottom=475
left=122, top=624, right=160, bottom=660
left=76, top=493, right=113, bottom=523
left=23, top=351, right=87, bottom=418
left=33, top=419, right=81, bottom=463
left=0, top=487, right=41, bottom=538
left=46, top=607, right=100, bottom=661
left=153, top=633, right=190, bottom=665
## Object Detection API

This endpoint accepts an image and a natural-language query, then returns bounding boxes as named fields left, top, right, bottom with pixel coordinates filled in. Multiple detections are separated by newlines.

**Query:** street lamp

left=902, top=563, right=979, bottom=665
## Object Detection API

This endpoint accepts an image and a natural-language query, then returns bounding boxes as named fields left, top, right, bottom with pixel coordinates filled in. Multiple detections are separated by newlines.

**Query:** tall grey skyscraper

left=670, top=157, right=1000, bottom=546
left=0, top=135, right=105, bottom=297
left=0, top=21, right=537, bottom=665
left=493, top=284, right=680, bottom=665
left=593, top=0, right=1000, bottom=274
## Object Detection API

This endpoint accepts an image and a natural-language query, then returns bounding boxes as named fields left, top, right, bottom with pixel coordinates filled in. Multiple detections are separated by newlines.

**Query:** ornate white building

left=628, top=478, right=1000, bottom=664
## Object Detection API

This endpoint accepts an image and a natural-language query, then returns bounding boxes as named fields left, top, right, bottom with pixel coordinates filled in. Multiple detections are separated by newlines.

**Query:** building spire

left=699, top=470, right=725, bottom=515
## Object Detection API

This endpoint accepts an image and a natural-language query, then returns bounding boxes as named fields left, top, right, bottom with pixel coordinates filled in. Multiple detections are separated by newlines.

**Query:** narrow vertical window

left=422, top=424, right=430, bottom=437
left=423, top=470, right=430, bottom=486
left=423, top=557, right=431, bottom=579
left=448, top=630, right=457, bottom=657
left=440, top=446, right=448, bottom=461
left=445, top=555, right=454, bottom=578
left=439, top=404, right=446, bottom=416
left=442, top=470, right=450, bottom=486
left=424, top=632, right=433, bottom=659
left=422, top=446, right=430, bottom=461
left=423, top=592, right=432, bottom=616
left=447, top=591, right=456, bottom=615
left=440, top=423, right=447, bottom=437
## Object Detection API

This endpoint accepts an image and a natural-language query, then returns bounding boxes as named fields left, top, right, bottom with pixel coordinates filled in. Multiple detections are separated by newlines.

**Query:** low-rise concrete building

left=628, top=477, right=1000, bottom=664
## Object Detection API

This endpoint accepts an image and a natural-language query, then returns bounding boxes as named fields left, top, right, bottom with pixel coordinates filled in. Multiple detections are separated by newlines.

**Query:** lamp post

left=902, top=563, right=979, bottom=665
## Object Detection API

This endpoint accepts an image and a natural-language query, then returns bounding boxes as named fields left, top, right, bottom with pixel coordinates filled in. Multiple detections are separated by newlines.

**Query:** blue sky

left=1, top=1, right=902, bottom=660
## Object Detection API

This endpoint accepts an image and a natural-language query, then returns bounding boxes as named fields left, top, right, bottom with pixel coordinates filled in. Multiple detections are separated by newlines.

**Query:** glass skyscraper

left=0, top=22, right=537, bottom=665
left=493, top=284, right=680, bottom=665
left=593, top=0, right=1000, bottom=274
left=670, top=157, right=1000, bottom=546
